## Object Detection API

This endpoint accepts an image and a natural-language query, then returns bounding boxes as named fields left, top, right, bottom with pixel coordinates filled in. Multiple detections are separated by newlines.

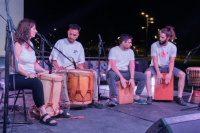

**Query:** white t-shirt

left=108, top=46, right=135, bottom=71
left=150, top=41, right=177, bottom=67
left=50, top=38, right=85, bottom=69
left=10, top=42, right=36, bottom=74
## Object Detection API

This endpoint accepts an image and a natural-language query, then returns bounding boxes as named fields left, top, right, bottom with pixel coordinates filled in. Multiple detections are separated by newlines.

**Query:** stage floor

left=0, top=85, right=200, bottom=133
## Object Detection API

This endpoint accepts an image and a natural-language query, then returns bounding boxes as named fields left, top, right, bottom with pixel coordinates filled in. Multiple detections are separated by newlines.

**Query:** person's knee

left=140, top=73, right=147, bottom=81
left=178, top=71, right=185, bottom=78
left=107, top=71, right=117, bottom=79
left=145, top=71, right=152, bottom=78
left=32, top=79, right=43, bottom=88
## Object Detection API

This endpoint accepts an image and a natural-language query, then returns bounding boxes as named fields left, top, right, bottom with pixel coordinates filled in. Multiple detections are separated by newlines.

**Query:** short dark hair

left=119, top=34, right=132, bottom=44
left=69, top=24, right=81, bottom=32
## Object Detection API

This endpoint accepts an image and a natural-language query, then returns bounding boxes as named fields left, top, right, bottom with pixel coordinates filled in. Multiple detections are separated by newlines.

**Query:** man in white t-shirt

left=145, top=26, right=187, bottom=106
left=50, top=24, right=103, bottom=109
left=107, top=34, right=147, bottom=107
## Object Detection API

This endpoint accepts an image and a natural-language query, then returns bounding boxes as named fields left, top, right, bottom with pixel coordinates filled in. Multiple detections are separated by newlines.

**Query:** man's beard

left=68, top=38, right=75, bottom=43
left=122, top=46, right=130, bottom=50
left=159, top=39, right=167, bottom=45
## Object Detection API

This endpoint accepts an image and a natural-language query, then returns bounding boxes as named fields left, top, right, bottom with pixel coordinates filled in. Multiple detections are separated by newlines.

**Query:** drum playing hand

left=28, top=73, right=37, bottom=78
left=165, top=74, right=171, bottom=84
left=120, top=77, right=127, bottom=88
left=156, top=73, right=163, bottom=84
left=129, top=79, right=135, bottom=89
left=57, top=66, right=65, bottom=70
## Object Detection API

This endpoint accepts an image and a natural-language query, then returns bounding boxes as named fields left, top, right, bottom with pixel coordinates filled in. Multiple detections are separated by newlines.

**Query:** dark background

left=24, top=0, right=200, bottom=57
left=22, top=0, right=200, bottom=90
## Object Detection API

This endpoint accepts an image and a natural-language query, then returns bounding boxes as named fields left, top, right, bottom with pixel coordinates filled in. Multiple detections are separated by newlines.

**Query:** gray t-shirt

left=50, top=38, right=85, bottom=69
left=150, top=41, right=177, bottom=67
left=108, top=46, right=135, bottom=71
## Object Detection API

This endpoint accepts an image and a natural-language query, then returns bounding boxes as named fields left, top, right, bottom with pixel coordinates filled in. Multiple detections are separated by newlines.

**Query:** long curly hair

left=160, top=25, right=176, bottom=41
left=14, top=18, right=36, bottom=44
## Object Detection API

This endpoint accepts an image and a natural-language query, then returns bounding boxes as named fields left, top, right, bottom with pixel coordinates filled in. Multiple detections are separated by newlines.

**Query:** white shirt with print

left=50, top=38, right=85, bottom=69
left=150, top=41, right=177, bottom=67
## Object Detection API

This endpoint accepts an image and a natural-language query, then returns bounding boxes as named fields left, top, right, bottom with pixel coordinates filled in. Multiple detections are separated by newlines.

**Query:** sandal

left=40, top=113, right=57, bottom=126
left=58, top=110, right=70, bottom=118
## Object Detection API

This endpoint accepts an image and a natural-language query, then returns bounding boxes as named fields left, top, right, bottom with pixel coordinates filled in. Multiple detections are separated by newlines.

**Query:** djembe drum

left=186, top=67, right=200, bottom=104
left=67, top=69, right=94, bottom=106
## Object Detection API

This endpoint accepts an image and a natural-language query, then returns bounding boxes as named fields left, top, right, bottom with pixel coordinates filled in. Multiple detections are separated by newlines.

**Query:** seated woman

left=9, top=18, right=70, bottom=126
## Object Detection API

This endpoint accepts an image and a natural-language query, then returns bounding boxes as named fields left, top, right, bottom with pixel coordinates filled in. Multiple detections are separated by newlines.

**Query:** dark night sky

left=24, top=0, right=200, bottom=51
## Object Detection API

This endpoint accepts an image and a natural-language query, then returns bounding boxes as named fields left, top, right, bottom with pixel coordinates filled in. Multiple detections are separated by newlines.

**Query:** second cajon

left=154, top=73, right=174, bottom=101
left=116, top=81, right=134, bottom=104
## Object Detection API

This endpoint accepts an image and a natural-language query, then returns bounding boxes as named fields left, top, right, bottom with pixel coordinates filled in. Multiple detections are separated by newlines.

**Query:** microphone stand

left=37, top=33, right=77, bottom=69
left=181, top=103, right=200, bottom=111
left=184, top=44, right=200, bottom=64
left=2, top=1, right=20, bottom=132
left=98, top=36, right=102, bottom=102
left=97, top=34, right=109, bottom=102
left=40, top=36, right=45, bottom=68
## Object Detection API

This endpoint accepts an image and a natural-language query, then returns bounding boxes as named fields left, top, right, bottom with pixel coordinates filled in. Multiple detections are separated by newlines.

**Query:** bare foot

left=59, top=110, right=70, bottom=116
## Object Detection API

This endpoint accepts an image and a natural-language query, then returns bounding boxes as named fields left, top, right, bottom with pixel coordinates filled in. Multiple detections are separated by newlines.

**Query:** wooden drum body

left=186, top=67, right=200, bottom=86
left=39, top=73, right=64, bottom=116
left=154, top=73, right=174, bottom=101
left=186, top=67, right=200, bottom=104
left=116, top=81, right=134, bottom=104
left=67, top=69, right=94, bottom=106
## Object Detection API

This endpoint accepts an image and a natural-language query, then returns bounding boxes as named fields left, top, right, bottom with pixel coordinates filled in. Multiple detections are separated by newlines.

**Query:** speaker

left=146, top=113, right=200, bottom=133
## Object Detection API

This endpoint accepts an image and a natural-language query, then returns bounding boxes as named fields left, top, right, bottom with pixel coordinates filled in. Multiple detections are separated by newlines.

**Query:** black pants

left=9, top=74, right=44, bottom=108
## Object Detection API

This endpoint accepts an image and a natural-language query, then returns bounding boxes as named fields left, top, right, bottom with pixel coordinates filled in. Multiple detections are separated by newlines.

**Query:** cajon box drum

left=116, top=81, right=134, bottom=104
left=154, top=73, right=174, bottom=101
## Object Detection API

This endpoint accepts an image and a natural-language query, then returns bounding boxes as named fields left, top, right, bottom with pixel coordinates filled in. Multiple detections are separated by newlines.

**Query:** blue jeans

left=106, top=69, right=146, bottom=98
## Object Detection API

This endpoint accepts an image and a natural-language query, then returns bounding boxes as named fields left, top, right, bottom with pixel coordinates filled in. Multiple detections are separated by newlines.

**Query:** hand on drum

left=129, top=79, right=135, bottom=90
left=37, top=70, right=49, bottom=76
left=57, top=66, right=65, bottom=70
left=156, top=73, right=164, bottom=84
left=120, top=77, right=127, bottom=88
left=164, top=74, right=171, bottom=84
left=27, top=73, right=38, bottom=79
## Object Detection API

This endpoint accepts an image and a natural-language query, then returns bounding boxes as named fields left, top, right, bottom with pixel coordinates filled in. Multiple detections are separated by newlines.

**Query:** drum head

left=68, top=69, right=92, bottom=73
left=42, top=73, right=61, bottom=78
left=186, top=67, right=200, bottom=71
left=40, top=73, right=64, bottom=81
